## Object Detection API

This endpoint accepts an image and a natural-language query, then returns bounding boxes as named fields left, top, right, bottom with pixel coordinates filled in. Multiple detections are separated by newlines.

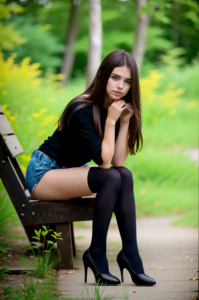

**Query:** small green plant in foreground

left=0, top=241, right=12, bottom=262
left=21, top=225, right=62, bottom=278
left=83, top=280, right=113, bottom=300
left=0, top=266, right=10, bottom=280
left=2, top=276, right=60, bottom=300
left=79, top=279, right=129, bottom=300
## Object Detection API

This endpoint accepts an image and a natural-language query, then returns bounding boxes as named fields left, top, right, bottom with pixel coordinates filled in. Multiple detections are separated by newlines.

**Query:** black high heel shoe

left=82, top=249, right=121, bottom=285
left=117, top=250, right=156, bottom=286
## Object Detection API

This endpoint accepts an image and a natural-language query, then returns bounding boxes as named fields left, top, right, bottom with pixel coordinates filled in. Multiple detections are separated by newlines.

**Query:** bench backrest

left=0, top=105, right=38, bottom=225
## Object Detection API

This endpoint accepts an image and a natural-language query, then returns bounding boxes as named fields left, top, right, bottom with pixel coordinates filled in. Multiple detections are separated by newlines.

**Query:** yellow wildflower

left=38, top=129, right=47, bottom=137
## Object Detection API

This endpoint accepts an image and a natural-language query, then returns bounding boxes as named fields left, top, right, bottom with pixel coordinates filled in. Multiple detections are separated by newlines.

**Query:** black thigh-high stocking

left=112, top=166, right=145, bottom=274
left=87, top=167, right=121, bottom=274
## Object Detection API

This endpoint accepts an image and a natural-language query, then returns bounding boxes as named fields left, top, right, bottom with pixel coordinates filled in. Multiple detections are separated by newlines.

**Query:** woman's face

left=106, top=65, right=132, bottom=103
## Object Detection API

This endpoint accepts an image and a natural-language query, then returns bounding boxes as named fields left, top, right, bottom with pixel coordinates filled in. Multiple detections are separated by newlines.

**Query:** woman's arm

left=98, top=117, right=116, bottom=169
left=111, top=120, right=129, bottom=167
left=111, top=103, right=134, bottom=167
left=99, top=101, right=131, bottom=169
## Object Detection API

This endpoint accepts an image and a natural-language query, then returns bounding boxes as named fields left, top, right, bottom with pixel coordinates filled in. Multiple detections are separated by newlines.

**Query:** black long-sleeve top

left=38, top=100, right=120, bottom=167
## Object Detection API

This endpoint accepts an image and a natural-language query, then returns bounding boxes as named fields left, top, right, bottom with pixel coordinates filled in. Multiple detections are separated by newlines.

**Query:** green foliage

left=0, top=241, right=12, bottom=262
left=139, top=0, right=199, bottom=28
left=4, top=15, right=65, bottom=72
left=1, top=276, right=61, bottom=300
left=0, top=0, right=26, bottom=50
left=0, top=266, right=9, bottom=279
left=157, top=56, right=199, bottom=99
left=21, top=225, right=62, bottom=278
left=83, top=280, right=115, bottom=299
left=20, top=275, right=39, bottom=296
left=0, top=184, right=18, bottom=236
left=2, top=0, right=198, bottom=76
left=159, top=47, right=187, bottom=68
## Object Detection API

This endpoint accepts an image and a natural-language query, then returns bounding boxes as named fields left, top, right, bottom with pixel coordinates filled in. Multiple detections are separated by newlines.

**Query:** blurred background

left=0, top=0, right=198, bottom=244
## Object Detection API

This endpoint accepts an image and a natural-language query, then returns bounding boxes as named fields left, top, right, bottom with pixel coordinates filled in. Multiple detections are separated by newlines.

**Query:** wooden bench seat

left=0, top=104, right=95, bottom=269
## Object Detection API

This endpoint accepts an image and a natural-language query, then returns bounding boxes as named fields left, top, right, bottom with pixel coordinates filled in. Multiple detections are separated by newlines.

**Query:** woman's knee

left=87, top=166, right=122, bottom=193
left=113, top=166, right=133, bottom=183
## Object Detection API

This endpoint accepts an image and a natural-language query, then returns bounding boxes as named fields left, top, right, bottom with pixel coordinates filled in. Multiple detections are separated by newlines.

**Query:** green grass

left=73, top=221, right=92, bottom=228
left=1, top=276, right=61, bottom=300
left=171, top=210, right=198, bottom=227
left=76, top=235, right=85, bottom=239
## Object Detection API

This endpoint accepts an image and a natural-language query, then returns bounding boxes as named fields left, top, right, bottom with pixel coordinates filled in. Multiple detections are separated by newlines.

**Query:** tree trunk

left=86, top=0, right=102, bottom=88
left=132, top=0, right=149, bottom=73
left=60, top=1, right=80, bottom=86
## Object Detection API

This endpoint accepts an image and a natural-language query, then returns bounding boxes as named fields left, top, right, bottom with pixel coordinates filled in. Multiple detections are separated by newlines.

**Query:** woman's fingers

left=113, top=100, right=127, bottom=109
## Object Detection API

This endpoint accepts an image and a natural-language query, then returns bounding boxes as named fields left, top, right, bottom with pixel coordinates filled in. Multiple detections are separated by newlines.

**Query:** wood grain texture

left=0, top=144, right=38, bottom=226
left=31, top=197, right=95, bottom=224
left=56, top=223, right=73, bottom=269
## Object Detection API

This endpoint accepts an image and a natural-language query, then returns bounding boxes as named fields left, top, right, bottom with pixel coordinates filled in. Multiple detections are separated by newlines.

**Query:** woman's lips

left=113, top=91, right=122, bottom=95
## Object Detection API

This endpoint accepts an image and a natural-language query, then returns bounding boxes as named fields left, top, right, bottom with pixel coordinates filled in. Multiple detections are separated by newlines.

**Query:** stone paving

left=58, top=216, right=198, bottom=300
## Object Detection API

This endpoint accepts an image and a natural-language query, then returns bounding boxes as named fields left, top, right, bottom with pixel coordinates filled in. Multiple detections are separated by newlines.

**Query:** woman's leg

left=112, top=166, right=144, bottom=274
left=87, top=167, right=122, bottom=274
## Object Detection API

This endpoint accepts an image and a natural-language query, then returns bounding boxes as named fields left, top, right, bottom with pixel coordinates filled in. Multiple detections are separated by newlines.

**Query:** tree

left=132, top=0, right=149, bottom=73
left=86, top=0, right=102, bottom=87
left=60, top=0, right=80, bottom=86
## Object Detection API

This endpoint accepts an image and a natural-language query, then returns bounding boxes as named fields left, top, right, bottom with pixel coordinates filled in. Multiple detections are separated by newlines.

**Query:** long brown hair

left=56, top=49, right=143, bottom=155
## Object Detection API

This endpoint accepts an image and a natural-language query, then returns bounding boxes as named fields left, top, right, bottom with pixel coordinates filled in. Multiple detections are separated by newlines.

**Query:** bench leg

left=70, top=222, right=76, bottom=257
left=56, top=223, right=73, bottom=269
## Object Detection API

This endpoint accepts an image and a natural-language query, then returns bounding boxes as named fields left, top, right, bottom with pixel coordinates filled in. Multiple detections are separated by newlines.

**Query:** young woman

left=25, top=49, right=156, bottom=286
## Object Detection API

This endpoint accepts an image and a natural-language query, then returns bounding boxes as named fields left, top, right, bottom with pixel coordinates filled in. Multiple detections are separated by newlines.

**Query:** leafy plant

left=20, top=274, right=39, bottom=296
left=0, top=266, right=9, bottom=280
left=21, top=225, right=62, bottom=278
left=0, top=240, right=12, bottom=262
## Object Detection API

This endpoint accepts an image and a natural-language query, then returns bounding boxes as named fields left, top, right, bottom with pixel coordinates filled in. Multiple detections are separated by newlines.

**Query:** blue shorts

left=25, top=149, right=89, bottom=198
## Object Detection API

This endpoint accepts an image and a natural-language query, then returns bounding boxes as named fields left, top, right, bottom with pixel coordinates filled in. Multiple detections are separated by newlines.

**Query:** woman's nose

left=117, top=80, right=123, bottom=89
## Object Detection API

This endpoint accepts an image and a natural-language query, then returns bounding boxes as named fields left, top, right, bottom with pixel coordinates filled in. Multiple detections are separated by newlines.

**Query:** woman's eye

left=111, top=76, right=118, bottom=80
left=125, top=81, right=131, bottom=84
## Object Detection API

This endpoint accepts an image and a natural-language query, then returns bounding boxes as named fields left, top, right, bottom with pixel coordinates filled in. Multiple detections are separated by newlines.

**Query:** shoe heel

left=117, top=261, right=124, bottom=282
left=83, top=261, right=88, bottom=283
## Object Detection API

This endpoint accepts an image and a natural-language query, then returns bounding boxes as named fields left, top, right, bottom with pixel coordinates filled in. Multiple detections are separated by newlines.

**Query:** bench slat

left=3, top=135, right=24, bottom=157
left=31, top=198, right=95, bottom=224
left=0, top=115, right=14, bottom=135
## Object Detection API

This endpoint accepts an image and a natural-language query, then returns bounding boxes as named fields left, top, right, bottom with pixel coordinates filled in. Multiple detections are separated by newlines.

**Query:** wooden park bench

left=0, top=104, right=95, bottom=270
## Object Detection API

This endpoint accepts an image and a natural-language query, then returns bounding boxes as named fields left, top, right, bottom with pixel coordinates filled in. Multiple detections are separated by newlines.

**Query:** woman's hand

left=120, top=103, right=134, bottom=123
left=107, top=100, right=128, bottom=123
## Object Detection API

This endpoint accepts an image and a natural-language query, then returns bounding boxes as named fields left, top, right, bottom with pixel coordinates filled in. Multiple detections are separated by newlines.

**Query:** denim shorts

left=25, top=149, right=89, bottom=198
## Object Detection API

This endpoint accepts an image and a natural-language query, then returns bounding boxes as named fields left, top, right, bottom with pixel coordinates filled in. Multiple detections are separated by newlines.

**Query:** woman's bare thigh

left=33, top=165, right=98, bottom=200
